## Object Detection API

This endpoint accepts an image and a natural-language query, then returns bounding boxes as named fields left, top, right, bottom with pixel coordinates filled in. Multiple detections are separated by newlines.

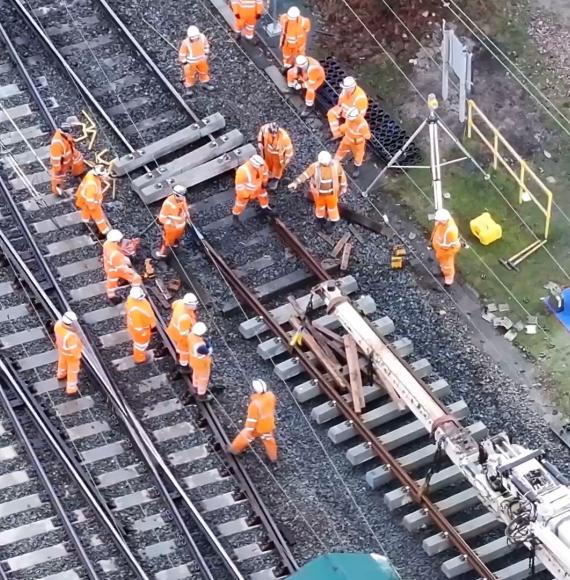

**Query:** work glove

left=288, top=182, right=298, bottom=191
left=294, top=82, right=301, bottom=90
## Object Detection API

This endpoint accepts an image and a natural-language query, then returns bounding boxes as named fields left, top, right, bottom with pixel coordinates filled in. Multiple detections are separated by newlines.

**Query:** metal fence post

left=265, top=0, right=282, bottom=37
left=441, top=20, right=450, bottom=101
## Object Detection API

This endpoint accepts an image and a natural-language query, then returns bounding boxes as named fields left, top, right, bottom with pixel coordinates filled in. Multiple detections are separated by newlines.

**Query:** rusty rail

left=205, top=221, right=497, bottom=580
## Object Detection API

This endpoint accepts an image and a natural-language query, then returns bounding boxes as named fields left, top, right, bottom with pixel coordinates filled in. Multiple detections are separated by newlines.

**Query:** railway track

left=0, top=3, right=296, bottom=579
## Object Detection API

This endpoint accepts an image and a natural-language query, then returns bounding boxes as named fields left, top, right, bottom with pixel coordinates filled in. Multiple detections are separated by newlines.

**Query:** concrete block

left=491, top=559, right=544, bottom=580
left=422, top=512, right=500, bottom=555
left=131, top=130, right=243, bottom=194
left=139, top=144, right=255, bottom=204
left=257, top=295, right=376, bottom=359
left=346, top=400, right=468, bottom=466
left=239, top=276, right=358, bottom=338
left=381, top=464, right=462, bottom=503
left=312, top=384, right=383, bottom=425
left=113, top=113, right=225, bottom=175
left=326, top=379, right=449, bottom=439
left=265, top=65, right=291, bottom=93
left=390, top=337, right=413, bottom=358
left=366, top=421, right=487, bottom=484
left=403, top=488, right=479, bottom=532
left=442, top=536, right=515, bottom=578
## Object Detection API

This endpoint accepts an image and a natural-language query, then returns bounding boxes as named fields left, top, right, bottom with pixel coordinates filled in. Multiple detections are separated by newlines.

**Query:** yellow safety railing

left=467, top=99, right=553, bottom=239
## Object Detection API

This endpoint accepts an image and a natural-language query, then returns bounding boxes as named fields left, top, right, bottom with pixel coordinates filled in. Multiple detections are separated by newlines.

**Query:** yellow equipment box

left=470, top=212, right=502, bottom=246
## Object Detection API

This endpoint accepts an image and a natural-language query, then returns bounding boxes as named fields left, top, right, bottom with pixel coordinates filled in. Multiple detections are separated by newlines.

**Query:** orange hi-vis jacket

left=279, top=14, right=310, bottom=50
left=235, top=160, right=269, bottom=196
left=54, top=320, right=83, bottom=359
left=339, top=115, right=371, bottom=144
left=297, top=160, right=347, bottom=196
left=126, top=296, right=156, bottom=333
left=159, top=194, right=189, bottom=232
left=50, top=129, right=78, bottom=173
left=257, top=125, right=294, bottom=167
left=167, top=299, right=197, bottom=344
left=432, top=218, right=460, bottom=257
left=103, top=240, right=134, bottom=278
left=244, top=392, right=276, bottom=434
left=76, top=170, right=104, bottom=209
left=179, top=35, right=209, bottom=64
left=288, top=57, right=325, bottom=91
left=337, top=86, right=368, bottom=118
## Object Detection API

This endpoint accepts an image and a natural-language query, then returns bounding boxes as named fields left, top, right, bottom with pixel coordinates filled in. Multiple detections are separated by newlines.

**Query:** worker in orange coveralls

left=327, top=76, right=368, bottom=140
left=431, top=208, right=461, bottom=286
left=334, top=107, right=371, bottom=178
left=257, top=122, right=294, bottom=189
left=126, top=286, right=157, bottom=364
left=231, top=0, right=264, bottom=41
left=167, top=293, right=199, bottom=372
left=288, top=150, right=347, bottom=226
left=229, top=379, right=277, bottom=462
left=50, top=119, right=85, bottom=195
left=188, top=322, right=213, bottom=400
left=179, top=26, right=214, bottom=95
left=155, top=184, right=189, bottom=259
left=287, top=55, right=325, bottom=117
left=102, top=229, right=142, bottom=302
left=75, top=164, right=111, bottom=237
left=232, top=154, right=270, bottom=225
left=279, top=7, right=311, bottom=69
left=54, top=311, right=83, bottom=396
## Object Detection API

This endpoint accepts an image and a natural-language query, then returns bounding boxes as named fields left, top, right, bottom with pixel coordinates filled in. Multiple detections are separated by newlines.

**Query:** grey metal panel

left=0, top=282, right=12, bottom=296
left=0, top=104, right=31, bottom=123
left=66, top=420, right=110, bottom=442
left=33, top=211, right=82, bottom=234
left=139, top=374, right=167, bottom=394
left=168, top=444, right=209, bottom=466
left=54, top=396, right=94, bottom=417
left=0, top=518, right=55, bottom=546
left=113, top=113, right=225, bottom=176
left=58, top=257, right=101, bottom=279
left=83, top=304, right=124, bottom=324
left=0, top=83, right=21, bottom=99
left=99, top=329, right=130, bottom=348
left=69, top=281, right=106, bottom=302
left=138, top=540, right=176, bottom=559
left=18, top=349, right=58, bottom=371
left=493, top=559, right=545, bottom=580
left=142, top=398, right=182, bottom=419
left=139, top=144, right=256, bottom=204
left=0, top=304, right=29, bottom=323
left=184, top=468, right=227, bottom=490
left=5, top=543, right=68, bottom=571
left=132, top=514, right=166, bottom=533
left=217, top=517, right=255, bottom=537
left=442, top=536, right=515, bottom=577
left=233, top=543, right=265, bottom=562
left=239, top=275, right=358, bottom=338
left=0, top=446, right=16, bottom=462
left=33, top=378, right=60, bottom=394
left=0, top=494, right=42, bottom=518
left=200, top=492, right=240, bottom=513
left=0, top=326, right=44, bottom=348
left=326, top=379, right=450, bottom=440
left=45, top=235, right=95, bottom=256
left=81, top=441, right=125, bottom=465
left=131, top=129, right=244, bottom=193
left=112, top=489, right=154, bottom=511
left=10, top=170, right=50, bottom=191
left=153, top=422, right=195, bottom=443
left=154, top=564, right=193, bottom=580
left=265, top=65, right=292, bottom=93
left=346, top=400, right=468, bottom=466
left=97, top=465, right=140, bottom=489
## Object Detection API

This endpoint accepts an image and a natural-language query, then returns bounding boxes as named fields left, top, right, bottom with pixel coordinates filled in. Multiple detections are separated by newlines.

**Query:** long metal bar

left=200, top=223, right=497, bottom=580
left=0, top=357, right=100, bottom=580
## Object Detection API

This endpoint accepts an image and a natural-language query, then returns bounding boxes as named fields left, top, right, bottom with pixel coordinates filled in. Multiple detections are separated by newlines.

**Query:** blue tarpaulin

left=544, top=288, right=570, bottom=331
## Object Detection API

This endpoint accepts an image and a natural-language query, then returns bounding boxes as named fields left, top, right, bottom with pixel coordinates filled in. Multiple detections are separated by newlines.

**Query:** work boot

left=152, top=249, right=168, bottom=260
left=324, top=220, right=336, bottom=233
left=185, top=87, right=194, bottom=97
left=202, top=83, right=215, bottom=92
left=268, top=179, right=279, bottom=191
left=232, top=214, right=241, bottom=228
left=180, top=391, right=195, bottom=405
left=352, top=166, right=361, bottom=178
left=300, top=106, right=312, bottom=118
left=108, top=295, right=121, bottom=305
left=197, top=392, right=212, bottom=402
left=316, top=217, right=326, bottom=229
left=179, top=365, right=191, bottom=375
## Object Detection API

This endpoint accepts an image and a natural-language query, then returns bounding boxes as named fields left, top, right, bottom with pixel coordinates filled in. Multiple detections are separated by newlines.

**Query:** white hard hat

left=252, top=379, right=267, bottom=393
left=287, top=6, right=300, bottom=18
left=250, top=154, right=265, bottom=168
left=341, top=76, right=356, bottom=90
left=106, top=229, right=123, bottom=243
left=192, top=321, right=207, bottom=336
left=346, top=107, right=359, bottom=120
left=187, top=26, right=200, bottom=38
left=317, top=151, right=332, bottom=165
left=93, top=164, right=107, bottom=176
left=129, top=286, right=145, bottom=299
left=434, top=208, right=451, bottom=222
left=61, top=311, right=77, bottom=324
left=183, top=293, right=198, bottom=306
left=173, top=184, right=186, bottom=196
left=295, top=55, right=308, bottom=67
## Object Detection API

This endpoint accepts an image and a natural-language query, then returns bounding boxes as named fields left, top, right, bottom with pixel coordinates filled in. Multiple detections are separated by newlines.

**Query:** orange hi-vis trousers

left=335, top=139, right=366, bottom=167
left=232, top=189, right=269, bottom=215
left=312, top=189, right=340, bottom=222
left=128, top=325, right=151, bottom=363
left=57, top=355, right=80, bottom=395
left=436, top=250, right=457, bottom=285
left=51, top=152, right=85, bottom=195
left=105, top=268, right=142, bottom=299
left=265, top=153, right=287, bottom=180
left=183, top=61, right=210, bottom=87
left=230, top=429, right=277, bottom=461
left=79, top=203, right=110, bottom=235
left=189, top=356, right=211, bottom=395
left=159, top=224, right=185, bottom=255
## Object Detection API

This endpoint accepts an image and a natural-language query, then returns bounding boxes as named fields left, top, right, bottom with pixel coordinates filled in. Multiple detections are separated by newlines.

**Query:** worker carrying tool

left=229, top=379, right=277, bottom=462
left=257, top=122, right=294, bottom=189
left=126, top=286, right=157, bottom=364
left=279, top=7, right=311, bottom=69
left=102, top=229, right=142, bottom=302
left=327, top=76, right=368, bottom=140
left=75, top=164, right=111, bottom=237
left=188, top=322, right=213, bottom=400
left=431, top=208, right=461, bottom=286
left=287, top=55, right=325, bottom=117
left=288, top=151, right=347, bottom=225
left=54, top=311, right=83, bottom=396
left=167, top=293, right=199, bottom=371
left=156, top=184, right=189, bottom=259
left=231, top=0, right=264, bottom=41
left=232, top=154, right=270, bottom=224
left=50, top=119, right=85, bottom=196
left=179, top=26, right=213, bottom=95
left=334, top=108, right=371, bottom=178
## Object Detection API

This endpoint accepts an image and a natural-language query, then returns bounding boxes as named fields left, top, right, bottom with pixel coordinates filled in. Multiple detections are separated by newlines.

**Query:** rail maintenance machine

left=312, top=281, right=570, bottom=579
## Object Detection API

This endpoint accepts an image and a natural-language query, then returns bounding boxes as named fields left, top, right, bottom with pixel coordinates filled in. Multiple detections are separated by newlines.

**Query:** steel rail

left=197, top=225, right=498, bottom=580
left=0, top=356, right=100, bottom=580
